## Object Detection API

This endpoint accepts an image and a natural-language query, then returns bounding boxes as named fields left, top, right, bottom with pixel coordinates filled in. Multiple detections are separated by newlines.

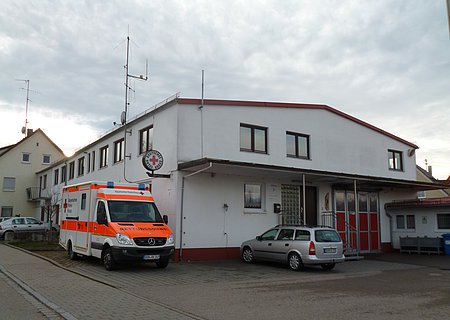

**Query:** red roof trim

left=177, top=98, right=419, bottom=149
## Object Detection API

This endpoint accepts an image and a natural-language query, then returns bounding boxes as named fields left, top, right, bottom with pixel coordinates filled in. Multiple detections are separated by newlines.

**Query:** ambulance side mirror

left=163, top=215, right=168, bottom=224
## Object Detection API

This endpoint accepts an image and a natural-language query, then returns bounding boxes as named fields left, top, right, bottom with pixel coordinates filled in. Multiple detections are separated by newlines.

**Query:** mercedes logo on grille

left=147, top=238, right=156, bottom=245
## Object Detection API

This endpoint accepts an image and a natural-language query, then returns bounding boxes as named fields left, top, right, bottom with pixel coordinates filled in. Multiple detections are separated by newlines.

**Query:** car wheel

left=4, top=230, right=14, bottom=240
left=321, top=263, right=336, bottom=271
left=156, top=258, right=170, bottom=268
left=102, top=248, right=117, bottom=271
left=288, top=252, right=304, bottom=271
left=67, top=242, right=78, bottom=260
left=242, top=246, right=254, bottom=263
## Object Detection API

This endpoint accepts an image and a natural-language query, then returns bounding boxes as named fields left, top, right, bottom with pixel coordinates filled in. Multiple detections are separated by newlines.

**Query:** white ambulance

left=59, top=181, right=175, bottom=270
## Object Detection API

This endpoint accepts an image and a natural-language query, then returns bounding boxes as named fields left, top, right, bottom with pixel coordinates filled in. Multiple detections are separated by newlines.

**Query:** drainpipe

left=354, top=180, right=360, bottom=255
left=302, top=174, right=306, bottom=224
left=179, top=162, right=213, bottom=261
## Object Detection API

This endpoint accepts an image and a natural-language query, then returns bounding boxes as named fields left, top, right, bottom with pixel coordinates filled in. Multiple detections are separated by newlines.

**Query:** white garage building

left=36, top=95, right=440, bottom=261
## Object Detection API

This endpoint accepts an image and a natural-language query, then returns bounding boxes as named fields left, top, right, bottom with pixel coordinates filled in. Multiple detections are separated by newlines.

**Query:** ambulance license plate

left=143, top=254, right=160, bottom=261
left=323, top=248, right=336, bottom=254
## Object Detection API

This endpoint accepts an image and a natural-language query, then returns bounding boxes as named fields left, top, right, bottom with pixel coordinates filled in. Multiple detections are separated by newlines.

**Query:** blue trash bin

left=443, top=234, right=450, bottom=256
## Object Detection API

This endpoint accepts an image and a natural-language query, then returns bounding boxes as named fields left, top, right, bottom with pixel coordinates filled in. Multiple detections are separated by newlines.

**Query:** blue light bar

left=107, top=181, right=114, bottom=188
left=138, top=183, right=145, bottom=190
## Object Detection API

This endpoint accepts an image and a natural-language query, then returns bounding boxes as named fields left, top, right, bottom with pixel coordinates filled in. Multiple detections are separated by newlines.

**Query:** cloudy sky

left=1, top=0, right=449, bottom=178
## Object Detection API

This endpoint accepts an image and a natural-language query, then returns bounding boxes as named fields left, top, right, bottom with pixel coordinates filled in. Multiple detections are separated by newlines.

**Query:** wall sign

left=142, top=150, right=164, bottom=172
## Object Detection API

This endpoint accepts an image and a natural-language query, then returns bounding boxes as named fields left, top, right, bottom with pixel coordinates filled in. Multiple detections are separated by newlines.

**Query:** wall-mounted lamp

left=223, top=204, right=229, bottom=211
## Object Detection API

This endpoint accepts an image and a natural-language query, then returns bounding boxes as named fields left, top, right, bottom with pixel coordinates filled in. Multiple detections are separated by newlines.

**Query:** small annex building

left=35, top=95, right=444, bottom=260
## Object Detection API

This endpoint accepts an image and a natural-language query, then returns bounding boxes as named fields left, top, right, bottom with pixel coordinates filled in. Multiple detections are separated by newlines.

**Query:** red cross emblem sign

left=63, top=199, right=68, bottom=213
left=142, top=150, right=164, bottom=171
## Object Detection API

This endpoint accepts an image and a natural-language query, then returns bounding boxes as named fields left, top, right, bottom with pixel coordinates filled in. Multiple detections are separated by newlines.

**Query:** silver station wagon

left=241, top=225, right=345, bottom=271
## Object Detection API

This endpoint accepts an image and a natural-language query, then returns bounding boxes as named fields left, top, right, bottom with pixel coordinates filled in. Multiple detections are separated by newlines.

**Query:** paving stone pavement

left=0, top=244, right=203, bottom=320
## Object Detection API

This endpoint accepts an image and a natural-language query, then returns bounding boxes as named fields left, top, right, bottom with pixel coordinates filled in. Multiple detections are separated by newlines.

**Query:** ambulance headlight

left=116, top=233, right=133, bottom=245
left=167, top=233, right=174, bottom=245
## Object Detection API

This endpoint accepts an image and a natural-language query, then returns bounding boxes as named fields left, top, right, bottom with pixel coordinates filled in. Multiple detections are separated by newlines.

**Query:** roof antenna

left=16, top=79, right=31, bottom=136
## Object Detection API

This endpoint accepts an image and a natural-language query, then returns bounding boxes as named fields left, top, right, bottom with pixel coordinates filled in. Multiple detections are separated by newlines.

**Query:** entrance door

left=281, top=185, right=317, bottom=225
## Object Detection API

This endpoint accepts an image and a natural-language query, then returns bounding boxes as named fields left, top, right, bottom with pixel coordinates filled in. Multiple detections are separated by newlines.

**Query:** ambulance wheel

left=103, top=248, right=117, bottom=271
left=156, top=258, right=169, bottom=269
left=67, top=242, right=78, bottom=260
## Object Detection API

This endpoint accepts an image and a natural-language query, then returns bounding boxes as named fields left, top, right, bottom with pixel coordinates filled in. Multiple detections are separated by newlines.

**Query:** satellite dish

left=120, top=111, right=126, bottom=125
left=407, top=149, right=416, bottom=157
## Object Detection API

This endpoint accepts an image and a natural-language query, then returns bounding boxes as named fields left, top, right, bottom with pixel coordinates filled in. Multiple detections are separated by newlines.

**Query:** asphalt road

left=1, top=245, right=449, bottom=320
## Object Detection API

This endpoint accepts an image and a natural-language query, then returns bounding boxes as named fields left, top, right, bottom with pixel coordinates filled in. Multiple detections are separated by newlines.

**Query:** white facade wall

left=178, top=104, right=417, bottom=180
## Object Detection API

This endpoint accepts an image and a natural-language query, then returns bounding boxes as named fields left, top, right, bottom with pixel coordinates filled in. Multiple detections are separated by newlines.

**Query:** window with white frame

left=114, top=139, right=124, bottom=163
left=437, top=214, right=450, bottom=230
left=69, top=161, right=75, bottom=180
left=244, top=183, right=264, bottom=212
left=61, top=165, right=67, bottom=183
left=3, top=177, right=16, bottom=191
left=396, top=214, right=415, bottom=230
left=54, top=169, right=59, bottom=185
left=42, top=154, right=51, bottom=164
left=77, top=157, right=85, bottom=176
left=22, top=152, right=31, bottom=163
left=100, top=146, right=108, bottom=168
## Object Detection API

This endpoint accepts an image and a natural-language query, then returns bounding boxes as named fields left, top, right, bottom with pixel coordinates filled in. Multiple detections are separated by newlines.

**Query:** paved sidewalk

left=365, top=252, right=450, bottom=269
left=0, top=244, right=202, bottom=320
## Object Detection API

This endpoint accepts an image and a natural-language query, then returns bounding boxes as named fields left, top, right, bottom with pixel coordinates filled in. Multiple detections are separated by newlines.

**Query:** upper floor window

left=22, top=152, right=31, bottom=163
left=91, top=151, right=96, bottom=172
left=139, top=126, right=153, bottom=155
left=69, top=161, right=75, bottom=180
left=42, top=154, right=51, bottom=164
left=77, top=157, right=85, bottom=176
left=3, top=177, right=16, bottom=191
left=43, top=174, right=47, bottom=189
left=87, top=153, right=91, bottom=173
left=61, top=165, right=67, bottom=183
left=286, top=131, right=310, bottom=159
left=240, top=124, right=267, bottom=154
left=100, top=145, right=109, bottom=168
left=388, top=149, right=403, bottom=171
left=114, top=139, right=125, bottom=163
left=54, top=169, right=59, bottom=185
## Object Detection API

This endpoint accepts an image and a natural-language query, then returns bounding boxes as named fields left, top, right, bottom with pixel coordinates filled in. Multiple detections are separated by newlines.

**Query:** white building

left=0, top=129, right=65, bottom=219
left=36, top=95, right=441, bottom=260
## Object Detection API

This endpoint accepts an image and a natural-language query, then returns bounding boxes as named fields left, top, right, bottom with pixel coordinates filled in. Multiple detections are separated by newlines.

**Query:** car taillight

left=308, top=241, right=316, bottom=255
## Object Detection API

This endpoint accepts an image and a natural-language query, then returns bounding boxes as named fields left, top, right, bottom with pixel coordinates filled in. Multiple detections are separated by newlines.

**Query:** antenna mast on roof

left=16, top=79, right=31, bottom=136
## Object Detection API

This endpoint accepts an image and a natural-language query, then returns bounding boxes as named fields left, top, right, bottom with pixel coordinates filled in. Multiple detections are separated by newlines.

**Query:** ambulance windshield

left=107, top=201, right=164, bottom=223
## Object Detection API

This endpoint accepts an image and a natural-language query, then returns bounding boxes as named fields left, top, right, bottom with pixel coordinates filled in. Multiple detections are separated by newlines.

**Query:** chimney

left=427, top=165, right=433, bottom=177
left=26, top=128, right=33, bottom=137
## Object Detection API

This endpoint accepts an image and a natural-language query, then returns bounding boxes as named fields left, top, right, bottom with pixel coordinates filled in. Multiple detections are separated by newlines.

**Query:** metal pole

left=354, top=180, right=360, bottom=255
left=302, top=174, right=306, bottom=225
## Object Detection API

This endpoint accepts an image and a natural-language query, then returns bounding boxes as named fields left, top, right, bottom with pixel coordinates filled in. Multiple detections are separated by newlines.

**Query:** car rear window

left=314, top=230, right=341, bottom=242
left=295, top=230, right=310, bottom=241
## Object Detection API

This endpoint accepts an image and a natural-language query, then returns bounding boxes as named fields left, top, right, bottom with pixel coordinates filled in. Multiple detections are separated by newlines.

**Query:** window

left=437, top=214, right=450, bottom=229
left=100, top=146, right=108, bottom=168
left=295, top=230, right=310, bottom=241
left=114, top=139, right=124, bottom=163
left=81, top=193, right=87, bottom=210
left=244, top=183, right=262, bottom=209
left=396, top=214, right=415, bottom=230
left=87, top=153, right=91, bottom=173
left=61, top=165, right=67, bottom=183
left=91, top=151, right=95, bottom=172
left=139, top=126, right=153, bottom=154
left=286, top=131, right=310, bottom=159
left=276, top=229, right=294, bottom=240
left=43, top=174, right=47, bottom=189
left=42, top=154, right=51, bottom=164
left=3, top=177, right=16, bottom=191
left=240, top=124, right=267, bottom=153
left=77, top=157, right=85, bottom=176
left=54, top=169, right=59, bottom=185
left=69, top=161, right=75, bottom=180
left=1, top=207, right=13, bottom=217
left=22, top=152, right=30, bottom=163
left=388, top=149, right=403, bottom=171
left=26, top=218, right=40, bottom=225
left=260, top=229, right=278, bottom=240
